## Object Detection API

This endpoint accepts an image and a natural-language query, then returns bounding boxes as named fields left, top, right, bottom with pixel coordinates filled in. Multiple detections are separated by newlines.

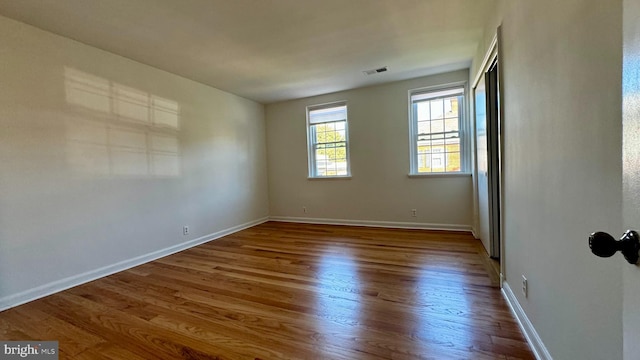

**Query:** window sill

left=308, top=175, right=352, bottom=180
left=407, top=172, right=471, bottom=179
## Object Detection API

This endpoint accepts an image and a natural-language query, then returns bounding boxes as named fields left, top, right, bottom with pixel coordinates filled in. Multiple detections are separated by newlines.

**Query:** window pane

left=431, top=143, right=445, bottom=153
left=445, top=138, right=460, bottom=146
left=313, top=121, right=347, bottom=144
left=417, top=121, right=430, bottom=135
left=430, top=99, right=444, bottom=119
left=431, top=153, right=445, bottom=172
left=326, top=147, right=336, bottom=160
left=431, top=119, right=444, bottom=133
left=314, top=127, right=325, bottom=143
left=315, top=150, right=327, bottom=175
left=446, top=151, right=461, bottom=172
left=444, top=117, right=459, bottom=132
left=410, top=87, right=465, bottom=174
left=327, top=129, right=337, bottom=141
left=314, top=141, right=347, bottom=176
left=445, top=138, right=460, bottom=172
left=417, top=153, right=430, bottom=173
left=417, top=140, right=431, bottom=152
left=335, top=160, right=348, bottom=176
left=326, top=160, right=336, bottom=175
left=417, top=102, right=430, bottom=121
left=444, top=97, right=458, bottom=118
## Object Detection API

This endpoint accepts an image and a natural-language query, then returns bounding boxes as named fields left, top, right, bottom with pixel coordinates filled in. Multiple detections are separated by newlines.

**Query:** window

left=307, top=102, right=350, bottom=178
left=409, top=85, right=467, bottom=174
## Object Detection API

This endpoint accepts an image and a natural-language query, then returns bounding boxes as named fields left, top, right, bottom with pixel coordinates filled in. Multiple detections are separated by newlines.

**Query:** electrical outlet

left=522, top=275, right=528, bottom=298
left=183, top=226, right=189, bottom=236
left=411, top=209, right=417, bottom=217
left=303, top=206, right=307, bottom=214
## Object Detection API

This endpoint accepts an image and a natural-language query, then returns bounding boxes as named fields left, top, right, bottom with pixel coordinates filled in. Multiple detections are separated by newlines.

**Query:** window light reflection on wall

left=63, top=67, right=181, bottom=178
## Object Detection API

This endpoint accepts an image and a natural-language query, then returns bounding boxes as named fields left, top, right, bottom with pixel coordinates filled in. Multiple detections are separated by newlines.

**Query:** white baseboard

left=269, top=216, right=472, bottom=232
left=0, top=217, right=269, bottom=312
left=502, top=281, right=553, bottom=360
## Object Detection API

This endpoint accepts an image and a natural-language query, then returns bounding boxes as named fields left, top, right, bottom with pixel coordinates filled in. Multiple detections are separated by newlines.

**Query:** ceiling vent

left=363, top=66, right=389, bottom=76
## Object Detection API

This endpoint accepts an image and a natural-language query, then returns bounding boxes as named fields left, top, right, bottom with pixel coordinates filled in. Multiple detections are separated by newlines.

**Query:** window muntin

left=307, top=102, right=350, bottom=178
left=410, top=86, right=466, bottom=174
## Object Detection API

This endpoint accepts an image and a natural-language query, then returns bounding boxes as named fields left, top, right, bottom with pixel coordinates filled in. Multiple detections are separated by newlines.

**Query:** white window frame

left=306, top=101, right=351, bottom=179
left=408, top=82, right=470, bottom=176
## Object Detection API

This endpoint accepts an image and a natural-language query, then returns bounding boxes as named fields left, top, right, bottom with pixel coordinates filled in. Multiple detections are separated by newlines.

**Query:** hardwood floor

left=0, top=222, right=534, bottom=359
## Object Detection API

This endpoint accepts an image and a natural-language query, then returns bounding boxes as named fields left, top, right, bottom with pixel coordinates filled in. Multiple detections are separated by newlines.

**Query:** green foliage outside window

left=314, top=122, right=347, bottom=161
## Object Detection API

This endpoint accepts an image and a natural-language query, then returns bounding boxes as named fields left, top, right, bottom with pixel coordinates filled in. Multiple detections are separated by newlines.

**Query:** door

left=475, top=75, right=491, bottom=254
left=622, top=0, right=640, bottom=357
left=475, top=48, right=501, bottom=259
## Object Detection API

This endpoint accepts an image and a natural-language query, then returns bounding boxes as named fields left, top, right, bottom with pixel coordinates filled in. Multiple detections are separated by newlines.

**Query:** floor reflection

left=413, top=267, right=475, bottom=353
left=315, top=247, right=361, bottom=355
left=64, top=67, right=181, bottom=178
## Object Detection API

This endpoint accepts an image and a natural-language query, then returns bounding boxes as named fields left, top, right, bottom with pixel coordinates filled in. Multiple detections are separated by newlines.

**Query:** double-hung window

left=306, top=101, right=350, bottom=178
left=409, top=85, right=467, bottom=174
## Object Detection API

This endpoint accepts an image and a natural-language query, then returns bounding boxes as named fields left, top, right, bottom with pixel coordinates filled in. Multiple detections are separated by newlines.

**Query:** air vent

left=363, top=66, right=389, bottom=76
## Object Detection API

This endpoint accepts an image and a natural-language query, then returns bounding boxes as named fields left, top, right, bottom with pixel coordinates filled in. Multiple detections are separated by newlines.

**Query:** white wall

left=473, top=1, right=623, bottom=359
left=0, top=16, right=269, bottom=308
left=266, top=70, right=473, bottom=230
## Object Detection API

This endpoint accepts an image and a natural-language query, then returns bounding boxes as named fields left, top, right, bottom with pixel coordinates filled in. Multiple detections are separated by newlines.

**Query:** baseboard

left=269, top=216, right=472, bottom=232
left=0, top=217, right=269, bottom=312
left=502, top=282, right=553, bottom=360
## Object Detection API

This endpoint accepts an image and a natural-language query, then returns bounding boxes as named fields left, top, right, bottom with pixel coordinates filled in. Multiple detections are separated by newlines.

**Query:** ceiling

left=0, top=0, right=495, bottom=104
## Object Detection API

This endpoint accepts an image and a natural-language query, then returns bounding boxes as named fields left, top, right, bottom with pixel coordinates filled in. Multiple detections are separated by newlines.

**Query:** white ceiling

left=0, top=0, right=494, bottom=103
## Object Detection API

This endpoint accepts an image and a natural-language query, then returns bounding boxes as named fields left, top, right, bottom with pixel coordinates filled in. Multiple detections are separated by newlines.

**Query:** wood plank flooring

left=0, top=222, right=534, bottom=359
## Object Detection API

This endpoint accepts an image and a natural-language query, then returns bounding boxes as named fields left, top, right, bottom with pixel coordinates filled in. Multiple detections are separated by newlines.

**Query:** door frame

left=473, top=27, right=506, bottom=283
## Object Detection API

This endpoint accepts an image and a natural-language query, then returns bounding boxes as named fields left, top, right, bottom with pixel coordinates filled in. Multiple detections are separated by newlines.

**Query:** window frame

left=408, top=82, right=470, bottom=176
left=306, top=100, right=351, bottom=179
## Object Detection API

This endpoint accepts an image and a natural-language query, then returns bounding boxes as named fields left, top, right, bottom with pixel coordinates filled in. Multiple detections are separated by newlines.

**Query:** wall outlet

left=302, top=206, right=307, bottom=214
left=522, top=275, right=528, bottom=298
left=411, top=209, right=417, bottom=217
left=183, top=226, right=189, bottom=236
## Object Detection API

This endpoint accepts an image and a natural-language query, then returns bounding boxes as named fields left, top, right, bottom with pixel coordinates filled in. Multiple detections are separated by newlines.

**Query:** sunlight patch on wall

left=63, top=67, right=181, bottom=178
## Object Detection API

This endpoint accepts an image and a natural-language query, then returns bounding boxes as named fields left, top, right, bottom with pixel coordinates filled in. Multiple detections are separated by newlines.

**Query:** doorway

left=474, top=31, right=503, bottom=276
